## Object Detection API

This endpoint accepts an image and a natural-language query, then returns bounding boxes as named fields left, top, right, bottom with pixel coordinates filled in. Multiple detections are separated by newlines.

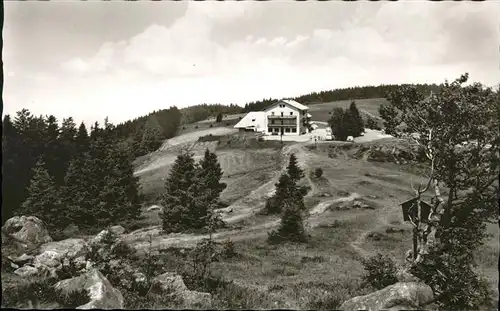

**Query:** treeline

left=242, top=84, right=441, bottom=112
left=2, top=109, right=141, bottom=233
left=180, top=104, right=242, bottom=124
left=111, top=104, right=242, bottom=158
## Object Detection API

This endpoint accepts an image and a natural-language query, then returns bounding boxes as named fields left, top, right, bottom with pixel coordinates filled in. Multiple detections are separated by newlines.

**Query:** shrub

left=314, top=168, right=323, bottom=178
left=221, top=238, right=237, bottom=259
left=209, top=124, right=213, bottom=128
left=361, top=253, right=398, bottom=290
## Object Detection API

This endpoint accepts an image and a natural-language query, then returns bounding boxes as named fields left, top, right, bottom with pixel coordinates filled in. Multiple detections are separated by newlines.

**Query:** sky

left=3, top=1, right=500, bottom=127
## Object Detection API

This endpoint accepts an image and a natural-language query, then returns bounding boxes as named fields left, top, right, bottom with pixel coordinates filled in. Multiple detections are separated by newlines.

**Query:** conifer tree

left=75, top=122, right=90, bottom=154
left=160, top=150, right=200, bottom=233
left=61, top=153, right=100, bottom=227
left=21, top=158, right=66, bottom=229
left=58, top=117, right=78, bottom=185
left=140, top=115, right=164, bottom=153
left=286, top=153, right=304, bottom=182
left=268, top=199, right=307, bottom=244
left=328, top=107, right=348, bottom=141
left=348, top=101, right=364, bottom=137
left=2, top=115, right=22, bottom=221
left=197, top=148, right=227, bottom=205
left=43, top=115, right=62, bottom=184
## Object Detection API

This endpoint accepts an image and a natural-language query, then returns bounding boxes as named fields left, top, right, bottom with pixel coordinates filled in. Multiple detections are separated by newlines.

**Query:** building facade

left=264, top=99, right=311, bottom=136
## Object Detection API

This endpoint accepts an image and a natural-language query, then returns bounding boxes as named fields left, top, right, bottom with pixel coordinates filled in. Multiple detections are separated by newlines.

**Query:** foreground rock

left=55, top=269, right=124, bottom=309
left=32, top=238, right=90, bottom=277
left=340, top=282, right=434, bottom=311
left=2, top=216, right=52, bottom=247
left=150, top=272, right=212, bottom=309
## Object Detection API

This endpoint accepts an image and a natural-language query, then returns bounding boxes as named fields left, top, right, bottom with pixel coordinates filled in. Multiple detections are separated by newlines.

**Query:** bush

left=209, top=124, right=213, bottom=128
left=221, top=238, right=237, bottom=259
left=314, top=168, right=323, bottom=178
left=361, top=253, right=398, bottom=290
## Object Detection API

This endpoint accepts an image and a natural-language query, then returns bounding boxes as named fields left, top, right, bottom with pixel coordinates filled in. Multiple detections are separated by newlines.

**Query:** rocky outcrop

left=340, top=282, right=434, bottom=311
left=14, top=265, right=39, bottom=278
left=2, top=216, right=52, bottom=248
left=55, top=269, right=124, bottom=309
left=33, top=238, right=90, bottom=277
left=150, top=272, right=212, bottom=309
left=91, top=226, right=126, bottom=245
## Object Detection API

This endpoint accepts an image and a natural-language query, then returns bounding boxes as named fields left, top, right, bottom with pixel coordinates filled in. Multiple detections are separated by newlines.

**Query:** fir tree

left=140, top=115, right=164, bottom=153
left=348, top=101, right=364, bottom=137
left=328, top=107, right=348, bottom=141
left=75, top=122, right=90, bottom=154
left=2, top=115, right=22, bottom=221
left=60, top=153, right=100, bottom=227
left=286, top=153, right=304, bottom=182
left=43, top=115, right=62, bottom=184
left=21, top=158, right=66, bottom=229
left=268, top=199, right=307, bottom=244
left=160, top=150, right=200, bottom=233
left=57, top=117, right=78, bottom=185
left=197, top=148, right=227, bottom=205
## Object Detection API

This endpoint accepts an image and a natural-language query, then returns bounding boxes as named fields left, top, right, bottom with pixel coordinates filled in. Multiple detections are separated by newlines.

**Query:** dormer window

left=290, top=112, right=293, bottom=115
left=271, top=112, right=275, bottom=116
left=251, top=119, right=255, bottom=122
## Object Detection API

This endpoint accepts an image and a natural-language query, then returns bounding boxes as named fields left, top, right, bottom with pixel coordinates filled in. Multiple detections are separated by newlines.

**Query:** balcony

left=268, top=115, right=297, bottom=119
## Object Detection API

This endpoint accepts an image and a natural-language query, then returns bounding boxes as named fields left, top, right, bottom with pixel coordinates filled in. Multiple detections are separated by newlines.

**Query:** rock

left=10, top=262, right=20, bottom=269
left=151, top=272, right=188, bottom=294
left=396, top=267, right=421, bottom=283
left=322, top=193, right=331, bottom=197
left=91, top=226, right=125, bottom=245
left=14, top=265, right=39, bottom=277
left=110, top=226, right=125, bottom=235
left=39, top=238, right=90, bottom=261
left=13, top=253, right=35, bottom=265
left=150, top=272, right=212, bottom=309
left=2, top=216, right=52, bottom=247
left=146, top=205, right=162, bottom=212
left=386, top=227, right=405, bottom=234
left=340, top=282, right=434, bottom=311
left=55, top=268, right=124, bottom=309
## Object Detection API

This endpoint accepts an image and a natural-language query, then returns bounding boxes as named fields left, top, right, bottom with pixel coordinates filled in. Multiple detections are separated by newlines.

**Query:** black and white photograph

left=2, top=1, right=499, bottom=309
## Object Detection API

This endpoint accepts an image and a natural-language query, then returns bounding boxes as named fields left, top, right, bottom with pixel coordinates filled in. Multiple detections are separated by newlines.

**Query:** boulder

left=2, top=216, right=52, bottom=247
left=150, top=272, right=212, bottom=309
left=151, top=272, right=188, bottom=294
left=340, top=282, right=434, bottom=311
left=55, top=268, right=124, bottom=309
left=34, top=238, right=90, bottom=275
left=14, top=265, right=39, bottom=278
left=91, top=226, right=125, bottom=245
left=38, top=238, right=90, bottom=261
left=12, top=253, right=35, bottom=265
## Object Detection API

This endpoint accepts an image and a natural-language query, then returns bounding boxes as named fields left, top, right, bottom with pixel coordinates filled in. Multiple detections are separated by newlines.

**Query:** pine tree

left=140, top=115, right=164, bottom=153
left=97, top=143, right=142, bottom=226
left=160, top=150, right=199, bottom=233
left=56, top=117, right=78, bottom=186
left=75, top=122, right=90, bottom=154
left=268, top=199, right=307, bottom=244
left=198, top=148, right=227, bottom=205
left=286, top=153, right=304, bottom=183
left=21, top=158, right=66, bottom=229
left=61, top=153, right=100, bottom=227
left=329, top=108, right=347, bottom=141
left=43, top=115, right=62, bottom=184
left=348, top=101, right=364, bottom=137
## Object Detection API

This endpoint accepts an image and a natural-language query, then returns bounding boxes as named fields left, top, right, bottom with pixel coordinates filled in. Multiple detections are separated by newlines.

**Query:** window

left=292, top=128, right=297, bottom=133
left=268, top=127, right=272, bottom=132
left=271, top=120, right=275, bottom=124
left=274, top=128, right=279, bottom=133
left=281, top=112, right=284, bottom=117
left=290, top=112, right=293, bottom=115
left=285, top=128, right=290, bottom=133
left=251, top=119, right=255, bottom=122
left=271, top=112, right=275, bottom=115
